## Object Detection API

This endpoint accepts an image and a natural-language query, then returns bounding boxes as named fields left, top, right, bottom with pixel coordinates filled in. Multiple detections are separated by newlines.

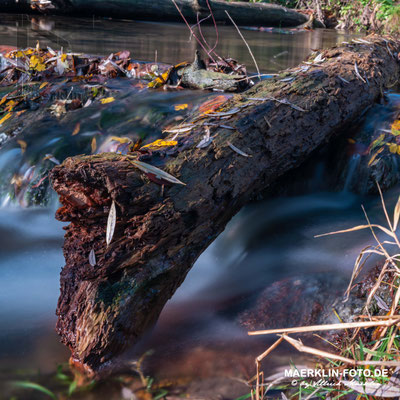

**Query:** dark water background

left=0, top=13, right=398, bottom=399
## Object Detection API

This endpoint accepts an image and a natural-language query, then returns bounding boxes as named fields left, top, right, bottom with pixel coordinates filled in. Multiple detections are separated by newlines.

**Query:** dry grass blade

left=344, top=245, right=373, bottom=302
left=393, top=195, right=400, bottom=231
left=106, top=200, right=116, bottom=247
left=224, top=10, right=260, bottom=80
left=248, top=318, right=400, bottom=336
left=129, top=159, right=186, bottom=185
left=281, top=334, right=357, bottom=364
left=256, top=337, right=284, bottom=363
left=377, top=181, right=394, bottom=232
left=315, top=223, right=396, bottom=240
left=281, top=335, right=400, bottom=366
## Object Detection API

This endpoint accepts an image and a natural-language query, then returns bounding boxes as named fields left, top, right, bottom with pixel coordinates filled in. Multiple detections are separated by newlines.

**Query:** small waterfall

left=343, top=153, right=361, bottom=192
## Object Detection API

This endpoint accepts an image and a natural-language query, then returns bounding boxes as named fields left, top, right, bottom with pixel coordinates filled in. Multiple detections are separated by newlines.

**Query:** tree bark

left=0, top=0, right=308, bottom=27
left=50, top=36, right=400, bottom=376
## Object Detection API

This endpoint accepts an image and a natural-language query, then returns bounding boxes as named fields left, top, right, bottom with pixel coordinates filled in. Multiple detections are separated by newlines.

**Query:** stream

left=0, top=14, right=399, bottom=400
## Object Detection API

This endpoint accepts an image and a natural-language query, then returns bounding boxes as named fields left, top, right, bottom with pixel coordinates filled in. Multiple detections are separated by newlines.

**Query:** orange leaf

left=72, top=122, right=81, bottom=136
left=199, top=95, right=230, bottom=114
left=17, top=139, right=27, bottom=154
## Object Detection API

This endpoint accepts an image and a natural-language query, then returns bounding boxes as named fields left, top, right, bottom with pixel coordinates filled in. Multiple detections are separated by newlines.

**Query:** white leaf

left=106, top=200, right=116, bottom=247
left=228, top=142, right=251, bottom=157
left=89, top=249, right=96, bottom=266
left=130, top=160, right=186, bottom=185
left=197, top=135, right=213, bottom=148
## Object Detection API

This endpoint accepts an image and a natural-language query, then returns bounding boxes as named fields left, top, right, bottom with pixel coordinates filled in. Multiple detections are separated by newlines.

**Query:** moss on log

left=50, top=36, right=400, bottom=375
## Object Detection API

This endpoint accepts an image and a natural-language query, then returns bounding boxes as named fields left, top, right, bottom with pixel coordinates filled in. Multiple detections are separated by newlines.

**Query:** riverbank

left=227, top=0, right=400, bottom=33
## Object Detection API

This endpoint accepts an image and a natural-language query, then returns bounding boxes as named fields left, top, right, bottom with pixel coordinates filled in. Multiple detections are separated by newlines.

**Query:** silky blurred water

left=0, top=13, right=397, bottom=400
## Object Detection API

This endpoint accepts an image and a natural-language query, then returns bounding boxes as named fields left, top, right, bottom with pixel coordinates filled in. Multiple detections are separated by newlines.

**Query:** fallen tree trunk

left=1, top=0, right=308, bottom=27
left=50, top=36, right=400, bottom=376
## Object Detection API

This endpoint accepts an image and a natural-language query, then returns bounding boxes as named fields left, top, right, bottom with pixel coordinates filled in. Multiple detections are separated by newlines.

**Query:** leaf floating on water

left=174, top=103, right=188, bottom=111
left=129, top=159, right=186, bottom=185
left=100, top=97, right=115, bottom=104
left=89, top=249, right=96, bottom=266
left=72, top=122, right=80, bottom=136
left=91, top=137, right=97, bottom=153
left=228, top=142, right=251, bottom=157
left=106, top=200, right=116, bottom=247
left=17, top=139, right=27, bottom=154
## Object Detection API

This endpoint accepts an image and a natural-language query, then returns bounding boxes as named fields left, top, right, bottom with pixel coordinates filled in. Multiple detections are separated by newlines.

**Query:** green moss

left=96, top=276, right=137, bottom=308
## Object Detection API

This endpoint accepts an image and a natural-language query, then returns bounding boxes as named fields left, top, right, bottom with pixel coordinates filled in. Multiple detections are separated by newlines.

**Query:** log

left=50, top=36, right=400, bottom=376
left=1, top=0, right=308, bottom=27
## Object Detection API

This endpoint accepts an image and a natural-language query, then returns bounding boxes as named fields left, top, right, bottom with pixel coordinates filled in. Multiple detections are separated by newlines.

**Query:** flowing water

left=0, top=13, right=398, bottom=399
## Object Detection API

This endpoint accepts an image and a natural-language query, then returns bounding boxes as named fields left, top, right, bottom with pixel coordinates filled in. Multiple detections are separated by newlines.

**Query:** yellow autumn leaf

left=39, top=82, right=49, bottom=90
left=0, top=112, right=12, bottom=126
left=29, top=55, right=46, bottom=72
left=389, top=143, right=398, bottom=154
left=141, top=139, right=178, bottom=149
left=392, top=119, right=400, bottom=131
left=17, top=139, right=27, bottom=154
left=5, top=100, right=16, bottom=112
left=100, top=97, right=115, bottom=104
left=148, top=70, right=170, bottom=88
left=174, top=103, right=188, bottom=111
left=368, top=147, right=384, bottom=166
left=91, top=137, right=97, bottom=153
left=0, top=95, right=8, bottom=106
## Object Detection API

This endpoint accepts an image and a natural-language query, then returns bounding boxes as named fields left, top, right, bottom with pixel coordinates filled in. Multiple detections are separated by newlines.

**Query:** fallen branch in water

left=50, top=36, right=400, bottom=376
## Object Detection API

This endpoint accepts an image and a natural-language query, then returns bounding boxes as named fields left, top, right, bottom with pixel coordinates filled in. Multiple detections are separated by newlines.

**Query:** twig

left=224, top=10, right=261, bottom=80
left=248, top=318, right=400, bottom=336
left=170, top=0, right=216, bottom=63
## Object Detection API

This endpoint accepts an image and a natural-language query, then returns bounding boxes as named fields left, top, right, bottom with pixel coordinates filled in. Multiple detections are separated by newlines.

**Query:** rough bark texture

left=50, top=36, right=400, bottom=375
left=0, top=0, right=308, bottom=27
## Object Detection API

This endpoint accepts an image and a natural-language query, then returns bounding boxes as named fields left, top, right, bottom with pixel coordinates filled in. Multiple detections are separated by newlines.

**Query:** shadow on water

left=0, top=13, right=399, bottom=400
